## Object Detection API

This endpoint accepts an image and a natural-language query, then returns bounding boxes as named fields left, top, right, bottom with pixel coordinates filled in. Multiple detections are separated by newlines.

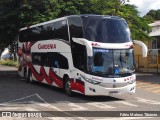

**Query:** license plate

left=109, top=91, right=118, bottom=95
left=110, top=91, right=118, bottom=93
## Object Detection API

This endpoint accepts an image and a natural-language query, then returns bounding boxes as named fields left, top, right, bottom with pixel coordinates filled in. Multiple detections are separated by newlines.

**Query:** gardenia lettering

left=38, top=44, right=56, bottom=49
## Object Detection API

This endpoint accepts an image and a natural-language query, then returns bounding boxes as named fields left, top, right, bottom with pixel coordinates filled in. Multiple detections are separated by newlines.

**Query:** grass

left=0, top=60, right=18, bottom=68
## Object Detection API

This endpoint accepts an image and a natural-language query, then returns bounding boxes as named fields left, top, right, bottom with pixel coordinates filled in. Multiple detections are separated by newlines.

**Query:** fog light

left=130, top=87, right=134, bottom=91
left=89, top=87, right=96, bottom=92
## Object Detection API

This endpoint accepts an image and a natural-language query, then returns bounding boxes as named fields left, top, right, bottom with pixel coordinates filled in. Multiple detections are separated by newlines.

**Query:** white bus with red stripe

left=18, top=15, right=147, bottom=96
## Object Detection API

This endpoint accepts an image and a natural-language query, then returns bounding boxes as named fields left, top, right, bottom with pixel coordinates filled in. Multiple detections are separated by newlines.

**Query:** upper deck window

left=68, top=17, right=83, bottom=39
left=19, top=20, right=69, bottom=42
left=82, top=16, right=132, bottom=43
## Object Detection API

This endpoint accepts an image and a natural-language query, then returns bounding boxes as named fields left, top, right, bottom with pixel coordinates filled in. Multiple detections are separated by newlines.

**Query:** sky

left=126, top=0, right=160, bottom=16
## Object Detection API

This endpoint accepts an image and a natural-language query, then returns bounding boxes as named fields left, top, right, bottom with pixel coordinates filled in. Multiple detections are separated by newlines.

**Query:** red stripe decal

left=40, top=67, right=53, bottom=85
left=28, top=63, right=43, bottom=82
left=27, top=62, right=84, bottom=93
left=70, top=79, right=84, bottom=94
left=49, top=68, right=63, bottom=88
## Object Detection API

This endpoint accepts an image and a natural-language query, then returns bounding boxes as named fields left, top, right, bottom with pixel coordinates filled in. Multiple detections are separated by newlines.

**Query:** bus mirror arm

left=133, top=40, right=148, bottom=58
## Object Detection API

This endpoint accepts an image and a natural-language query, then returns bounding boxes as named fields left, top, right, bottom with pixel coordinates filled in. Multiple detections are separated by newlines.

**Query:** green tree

left=18, top=0, right=57, bottom=27
left=0, top=0, right=153, bottom=50
left=146, top=9, right=160, bottom=20
left=119, top=4, right=151, bottom=41
left=89, top=1, right=151, bottom=41
left=113, top=0, right=129, bottom=15
left=143, top=9, right=160, bottom=23
left=90, top=0, right=129, bottom=15
left=0, top=0, right=19, bottom=50
left=53, top=0, right=92, bottom=17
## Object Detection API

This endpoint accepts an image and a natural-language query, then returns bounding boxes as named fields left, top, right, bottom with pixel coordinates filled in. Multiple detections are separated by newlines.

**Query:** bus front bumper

left=85, top=81, right=136, bottom=96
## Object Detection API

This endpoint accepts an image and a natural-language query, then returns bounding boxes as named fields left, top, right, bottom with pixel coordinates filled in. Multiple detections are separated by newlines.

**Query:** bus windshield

left=82, top=16, right=131, bottom=43
left=88, top=48, right=134, bottom=77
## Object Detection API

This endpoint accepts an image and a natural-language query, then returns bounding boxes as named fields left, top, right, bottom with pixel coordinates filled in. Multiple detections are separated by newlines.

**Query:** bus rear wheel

left=64, top=77, right=73, bottom=96
left=28, top=70, right=34, bottom=84
left=24, top=70, right=29, bottom=82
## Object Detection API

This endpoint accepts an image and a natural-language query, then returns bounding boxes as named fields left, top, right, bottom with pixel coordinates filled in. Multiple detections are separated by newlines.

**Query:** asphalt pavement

left=0, top=65, right=160, bottom=120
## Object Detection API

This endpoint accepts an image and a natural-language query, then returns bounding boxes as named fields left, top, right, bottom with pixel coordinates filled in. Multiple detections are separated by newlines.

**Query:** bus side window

left=32, top=54, right=41, bottom=65
left=47, top=52, right=55, bottom=67
left=68, top=17, right=83, bottom=39
left=32, top=53, right=46, bottom=66
left=41, top=52, right=69, bottom=69
left=43, top=55, right=49, bottom=67
left=51, top=53, right=69, bottom=69
left=54, top=60, right=59, bottom=68
left=20, top=19, right=69, bottom=42
left=73, top=53, right=84, bottom=70
left=58, top=53, right=69, bottom=69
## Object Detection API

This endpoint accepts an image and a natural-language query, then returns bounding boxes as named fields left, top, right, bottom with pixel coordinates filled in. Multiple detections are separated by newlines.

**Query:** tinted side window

left=71, top=43, right=87, bottom=71
left=19, top=20, right=69, bottom=42
left=68, top=17, right=86, bottom=71
left=52, top=20, right=69, bottom=41
left=57, top=53, right=69, bottom=69
left=68, top=17, right=83, bottom=39
left=32, top=52, right=69, bottom=69
left=32, top=53, right=45, bottom=66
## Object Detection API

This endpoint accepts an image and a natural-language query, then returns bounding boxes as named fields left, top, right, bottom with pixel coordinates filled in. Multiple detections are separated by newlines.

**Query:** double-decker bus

left=17, top=15, right=147, bottom=96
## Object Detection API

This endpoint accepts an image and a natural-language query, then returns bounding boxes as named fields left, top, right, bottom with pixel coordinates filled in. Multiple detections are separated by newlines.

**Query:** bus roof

left=19, top=14, right=123, bottom=31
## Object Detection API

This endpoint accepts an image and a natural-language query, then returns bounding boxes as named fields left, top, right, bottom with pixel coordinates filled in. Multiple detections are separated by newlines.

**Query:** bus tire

left=28, top=70, right=34, bottom=84
left=64, top=77, right=73, bottom=97
left=24, top=69, right=29, bottom=82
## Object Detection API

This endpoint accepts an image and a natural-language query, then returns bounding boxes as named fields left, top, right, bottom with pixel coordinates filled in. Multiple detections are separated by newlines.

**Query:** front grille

left=99, top=82, right=131, bottom=88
